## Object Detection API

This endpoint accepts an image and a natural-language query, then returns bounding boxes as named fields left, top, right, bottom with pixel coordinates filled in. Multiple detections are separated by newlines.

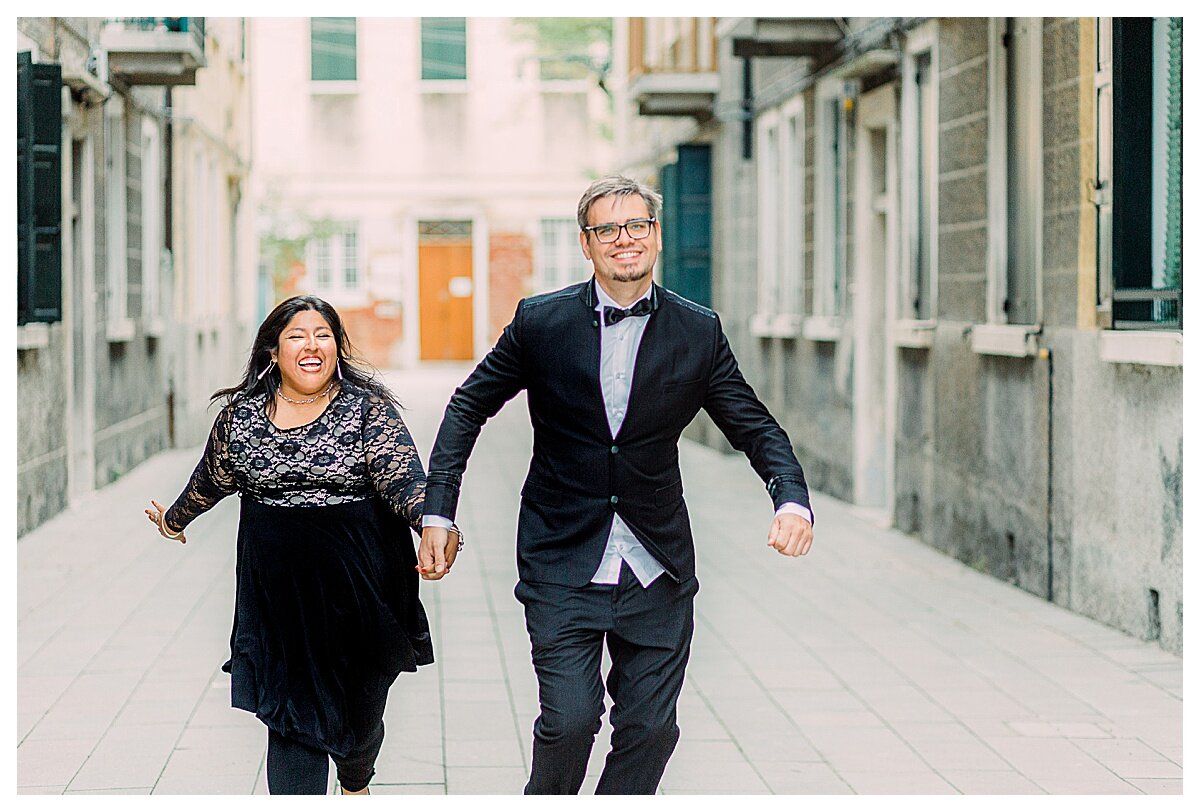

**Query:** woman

left=144, top=295, right=459, bottom=794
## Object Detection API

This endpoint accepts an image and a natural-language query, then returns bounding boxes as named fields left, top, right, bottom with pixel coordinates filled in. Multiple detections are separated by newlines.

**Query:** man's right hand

left=418, top=525, right=459, bottom=580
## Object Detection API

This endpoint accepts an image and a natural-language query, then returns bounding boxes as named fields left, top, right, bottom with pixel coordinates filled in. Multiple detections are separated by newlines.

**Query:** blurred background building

left=248, top=17, right=613, bottom=367
left=611, top=16, right=1182, bottom=654
left=17, top=17, right=254, bottom=532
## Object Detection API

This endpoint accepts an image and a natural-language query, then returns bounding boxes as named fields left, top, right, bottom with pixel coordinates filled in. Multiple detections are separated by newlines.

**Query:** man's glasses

left=582, top=218, right=656, bottom=244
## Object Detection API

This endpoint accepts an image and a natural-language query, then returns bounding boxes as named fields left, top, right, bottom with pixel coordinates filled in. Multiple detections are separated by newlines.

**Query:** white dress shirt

left=590, top=284, right=667, bottom=587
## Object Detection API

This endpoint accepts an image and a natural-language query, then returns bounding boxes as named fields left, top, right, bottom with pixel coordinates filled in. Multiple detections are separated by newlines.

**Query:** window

left=813, top=79, right=854, bottom=326
left=901, top=28, right=937, bottom=323
left=422, top=18, right=467, bottom=81
left=190, top=149, right=208, bottom=319
left=752, top=96, right=805, bottom=336
left=105, top=100, right=131, bottom=337
left=141, top=118, right=163, bottom=326
left=311, top=17, right=356, bottom=81
left=16, top=51, right=62, bottom=326
left=1097, top=17, right=1182, bottom=329
left=536, top=218, right=590, bottom=293
left=308, top=224, right=363, bottom=300
left=986, top=18, right=1042, bottom=327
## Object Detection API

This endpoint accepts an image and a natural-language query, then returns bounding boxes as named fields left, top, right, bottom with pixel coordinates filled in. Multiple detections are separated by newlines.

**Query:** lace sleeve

left=362, top=394, right=427, bottom=533
left=164, top=404, right=238, bottom=531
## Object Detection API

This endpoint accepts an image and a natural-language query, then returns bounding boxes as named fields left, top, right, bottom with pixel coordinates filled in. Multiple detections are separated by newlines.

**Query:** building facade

left=248, top=17, right=613, bottom=368
left=16, top=17, right=255, bottom=533
left=617, top=17, right=1183, bottom=653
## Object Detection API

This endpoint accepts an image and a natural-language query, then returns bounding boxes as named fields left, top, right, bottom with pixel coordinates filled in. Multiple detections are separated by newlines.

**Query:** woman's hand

left=417, top=525, right=462, bottom=580
left=145, top=499, right=187, bottom=544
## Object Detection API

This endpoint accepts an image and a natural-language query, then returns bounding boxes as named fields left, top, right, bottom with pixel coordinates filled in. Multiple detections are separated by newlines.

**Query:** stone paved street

left=16, top=364, right=1184, bottom=795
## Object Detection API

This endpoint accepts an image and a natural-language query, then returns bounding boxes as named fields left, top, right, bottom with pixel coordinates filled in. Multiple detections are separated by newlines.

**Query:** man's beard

left=611, top=265, right=652, bottom=283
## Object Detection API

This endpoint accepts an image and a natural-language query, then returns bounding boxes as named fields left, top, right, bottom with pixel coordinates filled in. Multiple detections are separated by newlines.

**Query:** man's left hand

left=767, top=513, right=813, bottom=557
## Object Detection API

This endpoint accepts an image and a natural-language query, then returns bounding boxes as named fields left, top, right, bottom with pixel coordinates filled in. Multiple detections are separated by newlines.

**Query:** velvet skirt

left=222, top=497, right=434, bottom=757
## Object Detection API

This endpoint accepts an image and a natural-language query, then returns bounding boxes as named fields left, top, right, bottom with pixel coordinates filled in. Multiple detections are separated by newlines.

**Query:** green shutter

left=661, top=146, right=712, bottom=308
left=422, top=18, right=467, bottom=80
left=311, top=17, right=356, bottom=81
left=17, top=51, right=62, bottom=325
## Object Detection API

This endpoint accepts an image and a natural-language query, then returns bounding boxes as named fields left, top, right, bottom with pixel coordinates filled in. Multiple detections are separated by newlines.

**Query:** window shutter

left=17, top=51, right=62, bottom=325
left=1164, top=17, right=1182, bottom=292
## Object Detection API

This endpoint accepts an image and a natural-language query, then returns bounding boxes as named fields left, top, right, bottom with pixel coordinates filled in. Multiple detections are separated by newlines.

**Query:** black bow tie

left=602, top=298, right=653, bottom=326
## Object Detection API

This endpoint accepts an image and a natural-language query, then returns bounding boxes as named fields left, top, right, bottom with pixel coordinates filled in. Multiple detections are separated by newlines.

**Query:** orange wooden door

left=418, top=240, right=474, bottom=360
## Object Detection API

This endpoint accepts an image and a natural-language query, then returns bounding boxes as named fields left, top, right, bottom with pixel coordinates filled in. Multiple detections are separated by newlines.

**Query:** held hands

left=144, top=499, right=187, bottom=544
left=417, top=525, right=463, bottom=580
left=768, top=512, right=813, bottom=557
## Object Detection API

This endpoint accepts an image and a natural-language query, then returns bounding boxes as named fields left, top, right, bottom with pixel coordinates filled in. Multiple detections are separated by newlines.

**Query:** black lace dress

left=164, top=382, right=434, bottom=757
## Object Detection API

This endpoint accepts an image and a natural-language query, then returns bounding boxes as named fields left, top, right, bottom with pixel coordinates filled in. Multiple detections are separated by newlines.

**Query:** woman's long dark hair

left=212, top=295, right=400, bottom=415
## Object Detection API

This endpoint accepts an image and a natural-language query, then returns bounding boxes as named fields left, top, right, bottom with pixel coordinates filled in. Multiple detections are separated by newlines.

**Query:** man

left=418, top=175, right=813, bottom=794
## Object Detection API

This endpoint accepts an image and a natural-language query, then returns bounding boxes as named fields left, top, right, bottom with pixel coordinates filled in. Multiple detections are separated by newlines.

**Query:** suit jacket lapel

left=578, top=278, right=611, bottom=439
left=615, top=284, right=664, bottom=442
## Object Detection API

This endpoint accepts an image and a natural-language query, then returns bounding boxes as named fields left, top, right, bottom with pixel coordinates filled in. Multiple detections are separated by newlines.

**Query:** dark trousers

left=264, top=696, right=387, bottom=794
left=515, top=563, right=699, bottom=794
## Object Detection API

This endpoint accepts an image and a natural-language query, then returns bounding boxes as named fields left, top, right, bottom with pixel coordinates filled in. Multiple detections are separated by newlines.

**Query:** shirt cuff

left=775, top=502, right=813, bottom=526
left=422, top=515, right=454, bottom=529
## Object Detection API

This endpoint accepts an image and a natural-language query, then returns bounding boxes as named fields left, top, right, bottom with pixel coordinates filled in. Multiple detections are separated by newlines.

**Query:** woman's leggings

left=265, top=719, right=386, bottom=794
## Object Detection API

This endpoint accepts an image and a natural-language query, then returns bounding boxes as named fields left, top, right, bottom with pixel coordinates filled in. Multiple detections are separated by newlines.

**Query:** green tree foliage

left=511, top=17, right=612, bottom=81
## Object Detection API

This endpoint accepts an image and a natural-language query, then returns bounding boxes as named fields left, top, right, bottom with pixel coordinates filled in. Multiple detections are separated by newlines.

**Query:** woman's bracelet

left=159, top=512, right=184, bottom=539
left=450, top=524, right=464, bottom=552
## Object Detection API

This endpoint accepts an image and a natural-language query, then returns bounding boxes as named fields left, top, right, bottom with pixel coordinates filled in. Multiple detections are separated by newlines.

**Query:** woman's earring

left=256, top=360, right=277, bottom=382
left=336, top=359, right=343, bottom=380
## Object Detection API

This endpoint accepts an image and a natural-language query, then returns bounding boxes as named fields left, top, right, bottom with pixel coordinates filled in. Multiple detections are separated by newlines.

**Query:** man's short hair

left=576, top=175, right=664, bottom=231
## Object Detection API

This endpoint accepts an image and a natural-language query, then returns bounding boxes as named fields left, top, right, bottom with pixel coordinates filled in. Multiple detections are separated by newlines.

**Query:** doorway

left=418, top=220, right=474, bottom=361
left=66, top=135, right=96, bottom=500
left=852, top=83, right=898, bottom=513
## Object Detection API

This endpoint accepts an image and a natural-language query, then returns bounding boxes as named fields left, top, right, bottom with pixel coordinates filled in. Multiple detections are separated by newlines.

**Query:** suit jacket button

left=610, top=445, right=619, bottom=454
left=610, top=495, right=619, bottom=506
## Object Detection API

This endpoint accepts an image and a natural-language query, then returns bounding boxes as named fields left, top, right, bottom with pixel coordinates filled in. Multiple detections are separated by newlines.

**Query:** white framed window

left=140, top=117, right=164, bottom=332
left=985, top=18, right=1042, bottom=330
left=536, top=217, right=590, bottom=293
left=104, top=101, right=133, bottom=340
left=190, top=148, right=207, bottom=320
left=808, top=77, right=854, bottom=341
left=421, top=17, right=468, bottom=86
left=1096, top=17, right=1182, bottom=334
left=308, top=223, right=364, bottom=304
left=900, top=22, right=938, bottom=325
left=752, top=95, right=805, bottom=338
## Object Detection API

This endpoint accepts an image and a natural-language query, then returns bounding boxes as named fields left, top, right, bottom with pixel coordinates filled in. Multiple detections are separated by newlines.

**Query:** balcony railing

left=100, top=17, right=206, bottom=86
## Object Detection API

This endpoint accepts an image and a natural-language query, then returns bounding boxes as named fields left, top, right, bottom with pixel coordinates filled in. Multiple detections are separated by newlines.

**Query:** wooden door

left=418, top=221, right=474, bottom=360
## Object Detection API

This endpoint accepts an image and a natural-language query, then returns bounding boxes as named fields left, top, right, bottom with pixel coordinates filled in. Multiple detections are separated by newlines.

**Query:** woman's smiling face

left=271, top=309, right=337, bottom=396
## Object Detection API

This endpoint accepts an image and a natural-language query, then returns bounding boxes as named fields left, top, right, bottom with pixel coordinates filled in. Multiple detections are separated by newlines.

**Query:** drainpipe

left=164, top=86, right=176, bottom=447
left=1040, top=346, right=1054, bottom=602
left=742, top=57, right=753, bottom=160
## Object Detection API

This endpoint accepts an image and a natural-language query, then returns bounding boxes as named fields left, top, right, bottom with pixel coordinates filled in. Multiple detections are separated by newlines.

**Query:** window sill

left=106, top=317, right=136, bottom=343
left=419, top=80, right=468, bottom=93
left=17, top=323, right=51, bottom=350
left=1099, top=330, right=1182, bottom=367
left=802, top=315, right=843, bottom=343
left=144, top=316, right=166, bottom=338
left=310, top=80, right=359, bottom=95
left=749, top=312, right=802, bottom=338
left=971, top=323, right=1040, bottom=357
left=890, top=319, right=936, bottom=349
